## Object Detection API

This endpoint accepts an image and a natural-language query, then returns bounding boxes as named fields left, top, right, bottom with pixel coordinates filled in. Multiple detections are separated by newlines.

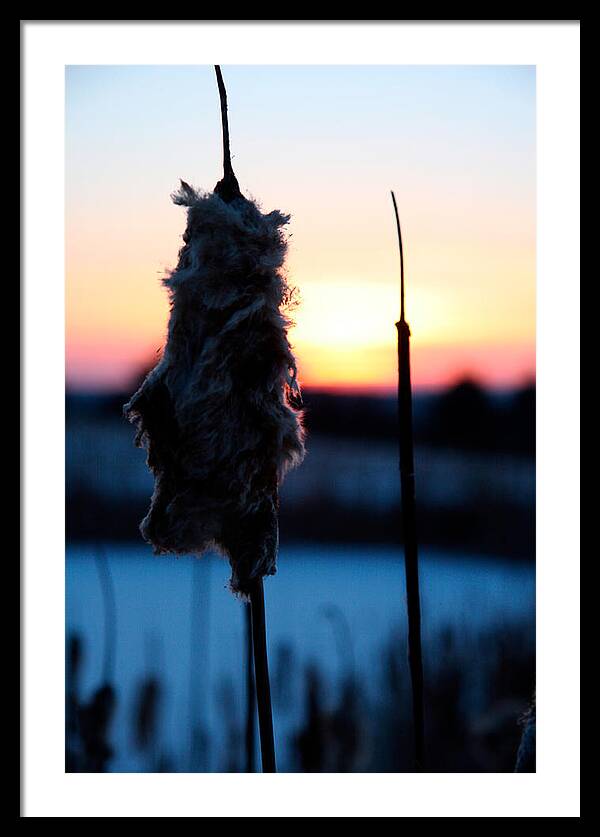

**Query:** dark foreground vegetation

left=66, top=617, right=534, bottom=773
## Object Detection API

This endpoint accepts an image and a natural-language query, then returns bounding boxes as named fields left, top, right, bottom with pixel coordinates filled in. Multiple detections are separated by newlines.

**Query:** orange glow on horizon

left=65, top=66, right=535, bottom=394
left=66, top=261, right=536, bottom=393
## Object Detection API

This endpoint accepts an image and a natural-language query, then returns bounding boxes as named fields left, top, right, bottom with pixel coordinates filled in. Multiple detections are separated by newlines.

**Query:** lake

left=66, top=543, right=535, bottom=771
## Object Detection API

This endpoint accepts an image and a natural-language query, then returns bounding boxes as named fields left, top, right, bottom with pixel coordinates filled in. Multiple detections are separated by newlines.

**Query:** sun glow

left=66, top=66, right=536, bottom=393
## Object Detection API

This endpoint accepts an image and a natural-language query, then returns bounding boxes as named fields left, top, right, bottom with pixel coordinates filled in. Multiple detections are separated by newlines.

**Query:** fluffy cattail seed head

left=125, top=185, right=305, bottom=596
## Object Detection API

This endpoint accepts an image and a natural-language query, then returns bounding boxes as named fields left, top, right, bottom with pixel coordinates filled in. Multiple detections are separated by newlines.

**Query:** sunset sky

left=66, top=65, right=535, bottom=393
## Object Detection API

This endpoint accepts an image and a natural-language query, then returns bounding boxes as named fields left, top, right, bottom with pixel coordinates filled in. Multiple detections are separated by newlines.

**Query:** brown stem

left=391, top=190, right=406, bottom=323
left=214, top=65, right=241, bottom=203
left=249, top=577, right=276, bottom=772
left=244, top=602, right=256, bottom=772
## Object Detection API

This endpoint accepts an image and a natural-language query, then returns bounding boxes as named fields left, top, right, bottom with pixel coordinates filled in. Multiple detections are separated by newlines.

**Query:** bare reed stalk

left=391, top=191, right=425, bottom=771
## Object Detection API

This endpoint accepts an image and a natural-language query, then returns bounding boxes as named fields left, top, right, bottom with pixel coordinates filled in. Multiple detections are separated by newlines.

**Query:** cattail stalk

left=214, top=65, right=278, bottom=773
left=125, top=64, right=302, bottom=775
left=391, top=191, right=425, bottom=771
left=214, top=65, right=241, bottom=203
left=249, top=577, right=276, bottom=772
left=244, top=602, right=256, bottom=772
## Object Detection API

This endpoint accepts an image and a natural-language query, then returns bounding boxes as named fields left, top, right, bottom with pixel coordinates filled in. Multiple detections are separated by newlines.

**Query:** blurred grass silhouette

left=66, top=617, right=533, bottom=773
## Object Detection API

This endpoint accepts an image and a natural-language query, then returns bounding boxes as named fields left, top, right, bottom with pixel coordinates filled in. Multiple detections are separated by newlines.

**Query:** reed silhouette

left=391, top=191, right=425, bottom=771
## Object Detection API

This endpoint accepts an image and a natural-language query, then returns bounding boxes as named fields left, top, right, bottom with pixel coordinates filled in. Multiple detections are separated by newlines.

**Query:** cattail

left=391, top=191, right=425, bottom=771
left=124, top=66, right=304, bottom=771
left=124, top=76, right=304, bottom=598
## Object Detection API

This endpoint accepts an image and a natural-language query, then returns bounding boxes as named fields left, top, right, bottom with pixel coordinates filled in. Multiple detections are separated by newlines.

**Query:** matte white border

left=23, top=21, right=580, bottom=817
